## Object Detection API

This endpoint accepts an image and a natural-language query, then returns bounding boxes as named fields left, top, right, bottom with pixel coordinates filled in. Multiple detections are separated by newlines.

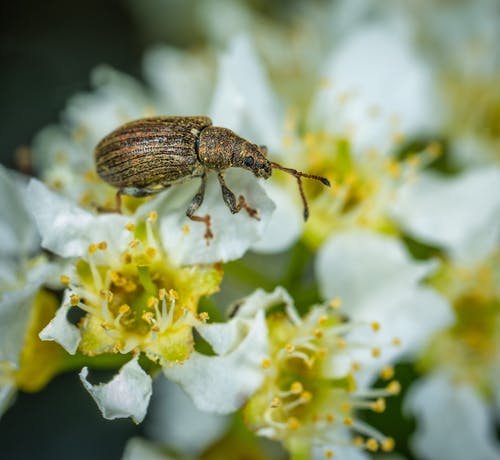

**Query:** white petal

left=146, top=377, right=229, bottom=455
left=0, top=382, right=16, bottom=419
left=122, top=438, right=172, bottom=460
left=316, top=230, right=437, bottom=315
left=140, top=170, right=275, bottom=265
left=251, top=180, right=303, bottom=253
left=0, top=166, right=38, bottom=257
left=80, top=356, right=152, bottom=424
left=0, top=283, right=40, bottom=365
left=27, top=179, right=130, bottom=260
left=163, top=309, right=268, bottom=413
left=406, top=372, right=500, bottom=460
left=209, top=35, right=285, bottom=153
left=310, top=24, right=439, bottom=154
left=143, top=45, right=214, bottom=115
left=393, top=168, right=500, bottom=265
left=197, top=286, right=294, bottom=355
left=316, top=231, right=453, bottom=382
left=39, top=290, right=81, bottom=354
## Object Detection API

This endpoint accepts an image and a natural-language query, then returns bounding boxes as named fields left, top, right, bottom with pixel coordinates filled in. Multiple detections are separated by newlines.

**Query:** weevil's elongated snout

left=271, top=162, right=330, bottom=221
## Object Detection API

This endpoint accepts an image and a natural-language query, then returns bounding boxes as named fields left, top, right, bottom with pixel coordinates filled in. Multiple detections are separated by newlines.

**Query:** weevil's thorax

left=198, top=126, right=272, bottom=178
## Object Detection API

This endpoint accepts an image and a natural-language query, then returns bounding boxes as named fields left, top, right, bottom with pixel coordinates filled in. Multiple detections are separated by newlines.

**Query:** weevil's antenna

left=271, top=162, right=330, bottom=221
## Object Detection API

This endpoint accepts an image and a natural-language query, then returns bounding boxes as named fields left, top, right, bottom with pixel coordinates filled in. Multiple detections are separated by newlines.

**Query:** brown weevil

left=95, top=116, right=330, bottom=241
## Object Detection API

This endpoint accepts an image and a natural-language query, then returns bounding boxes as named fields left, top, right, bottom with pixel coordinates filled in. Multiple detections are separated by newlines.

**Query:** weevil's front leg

left=186, top=172, right=213, bottom=243
left=217, top=173, right=260, bottom=220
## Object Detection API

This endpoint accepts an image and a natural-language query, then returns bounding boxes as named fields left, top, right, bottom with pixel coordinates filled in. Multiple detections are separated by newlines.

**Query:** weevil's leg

left=217, top=173, right=260, bottom=220
left=186, top=172, right=213, bottom=242
left=115, top=189, right=123, bottom=213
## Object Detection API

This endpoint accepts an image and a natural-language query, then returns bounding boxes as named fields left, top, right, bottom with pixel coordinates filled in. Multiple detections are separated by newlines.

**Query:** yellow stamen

left=329, top=297, right=342, bottom=309
left=387, top=381, right=401, bottom=395
left=290, top=381, right=303, bottom=394
left=97, top=241, right=107, bottom=250
left=380, top=366, right=395, bottom=380
left=343, top=416, right=353, bottom=427
left=371, top=398, right=386, bottom=413
left=88, top=243, right=97, bottom=254
left=60, top=275, right=70, bottom=286
left=287, top=417, right=300, bottom=430
left=270, top=397, right=282, bottom=408
left=381, top=437, right=395, bottom=452
left=366, top=438, right=379, bottom=452
left=70, top=294, right=80, bottom=306
left=148, top=211, right=158, bottom=222
left=125, top=222, right=135, bottom=232
left=371, top=322, right=381, bottom=332
left=261, top=358, right=271, bottom=369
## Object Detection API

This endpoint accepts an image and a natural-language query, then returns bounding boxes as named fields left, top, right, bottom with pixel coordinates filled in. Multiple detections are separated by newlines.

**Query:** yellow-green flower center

left=243, top=302, right=398, bottom=457
left=62, top=213, right=222, bottom=365
left=423, top=254, right=500, bottom=397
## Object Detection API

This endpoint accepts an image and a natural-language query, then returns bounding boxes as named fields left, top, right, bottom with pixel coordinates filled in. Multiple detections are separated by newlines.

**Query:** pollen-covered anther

left=381, top=437, right=395, bottom=452
left=60, top=275, right=70, bottom=286
left=371, top=321, right=381, bottom=332
left=326, top=414, right=335, bottom=423
left=387, top=381, right=401, bottom=395
left=371, top=347, right=381, bottom=358
left=100, top=289, right=114, bottom=303
left=158, top=288, right=167, bottom=300
left=340, top=402, right=351, bottom=413
left=290, top=381, right=303, bottom=395
left=270, top=397, right=282, bottom=408
left=343, top=416, right=353, bottom=427
left=118, top=304, right=130, bottom=315
left=147, top=296, right=159, bottom=309
left=380, top=366, right=395, bottom=380
left=324, top=449, right=334, bottom=459
left=125, top=222, right=135, bottom=232
left=353, top=436, right=364, bottom=447
left=198, top=312, right=209, bottom=322
left=285, top=343, right=295, bottom=353
left=392, top=337, right=402, bottom=347
left=129, top=239, right=141, bottom=249
left=313, top=328, right=324, bottom=339
left=366, top=438, right=379, bottom=452
left=371, top=398, right=386, bottom=413
left=329, top=296, right=342, bottom=309
left=70, top=293, right=80, bottom=306
left=142, top=311, right=155, bottom=325
left=97, top=241, right=107, bottom=250
left=336, top=338, right=347, bottom=349
left=300, top=391, right=313, bottom=403
left=146, top=247, right=157, bottom=258
left=287, top=417, right=300, bottom=431
left=261, top=358, right=271, bottom=369
left=318, top=315, right=328, bottom=326
left=351, top=361, right=362, bottom=372
left=168, top=289, right=179, bottom=300
left=124, top=280, right=137, bottom=292
left=148, top=211, right=158, bottom=222
left=182, top=224, right=190, bottom=234
left=88, top=243, right=98, bottom=254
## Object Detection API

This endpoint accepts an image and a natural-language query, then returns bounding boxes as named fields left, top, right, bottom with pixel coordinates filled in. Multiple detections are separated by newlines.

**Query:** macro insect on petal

left=94, top=116, right=330, bottom=242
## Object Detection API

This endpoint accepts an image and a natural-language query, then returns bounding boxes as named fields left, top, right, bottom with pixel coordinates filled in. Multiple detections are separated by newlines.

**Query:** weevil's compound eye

left=244, top=156, right=255, bottom=167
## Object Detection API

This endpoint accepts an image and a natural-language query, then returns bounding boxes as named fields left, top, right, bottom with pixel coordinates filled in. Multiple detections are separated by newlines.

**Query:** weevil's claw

left=188, top=214, right=213, bottom=245
left=238, top=195, right=260, bottom=221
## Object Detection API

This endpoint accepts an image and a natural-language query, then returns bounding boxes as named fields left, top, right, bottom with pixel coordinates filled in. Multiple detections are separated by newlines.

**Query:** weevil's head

left=237, top=141, right=272, bottom=179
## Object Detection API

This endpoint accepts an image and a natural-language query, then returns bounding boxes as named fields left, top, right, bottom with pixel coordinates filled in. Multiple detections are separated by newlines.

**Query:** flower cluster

left=1, top=1, right=499, bottom=459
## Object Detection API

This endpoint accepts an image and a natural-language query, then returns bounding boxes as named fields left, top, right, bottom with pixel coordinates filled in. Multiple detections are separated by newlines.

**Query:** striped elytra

left=94, top=116, right=330, bottom=242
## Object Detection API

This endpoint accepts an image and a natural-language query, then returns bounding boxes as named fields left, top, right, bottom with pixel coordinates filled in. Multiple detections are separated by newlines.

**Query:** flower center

left=61, top=212, right=222, bottom=364
left=297, top=131, right=441, bottom=248
left=244, top=302, right=399, bottom=457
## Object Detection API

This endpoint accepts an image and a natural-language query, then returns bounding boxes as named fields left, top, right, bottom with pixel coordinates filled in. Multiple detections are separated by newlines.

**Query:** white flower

left=0, top=166, right=61, bottom=417
left=315, top=230, right=454, bottom=384
left=406, top=371, right=500, bottom=460
left=309, top=23, right=440, bottom=155
left=393, top=167, right=500, bottom=265
left=166, top=287, right=400, bottom=458
left=391, top=166, right=500, bottom=459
